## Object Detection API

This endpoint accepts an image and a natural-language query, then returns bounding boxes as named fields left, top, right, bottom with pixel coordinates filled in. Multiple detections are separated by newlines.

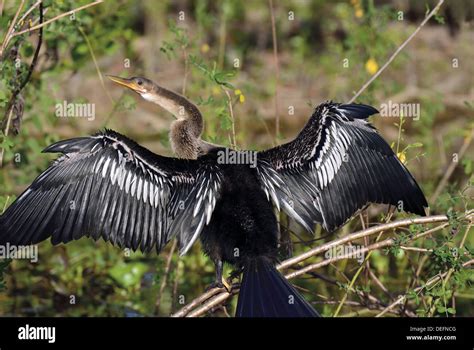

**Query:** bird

left=0, top=76, right=428, bottom=317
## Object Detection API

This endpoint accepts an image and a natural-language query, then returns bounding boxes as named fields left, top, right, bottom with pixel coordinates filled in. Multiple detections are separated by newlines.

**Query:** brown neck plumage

left=146, top=84, right=206, bottom=159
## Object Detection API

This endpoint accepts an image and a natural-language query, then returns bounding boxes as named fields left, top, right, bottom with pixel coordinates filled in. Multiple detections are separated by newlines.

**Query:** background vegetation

left=0, top=0, right=472, bottom=317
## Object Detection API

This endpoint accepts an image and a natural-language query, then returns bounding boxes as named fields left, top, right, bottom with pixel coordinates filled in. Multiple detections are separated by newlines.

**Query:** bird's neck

left=145, top=85, right=203, bottom=138
left=170, top=121, right=220, bottom=159
left=146, top=84, right=213, bottom=159
left=170, top=119, right=200, bottom=159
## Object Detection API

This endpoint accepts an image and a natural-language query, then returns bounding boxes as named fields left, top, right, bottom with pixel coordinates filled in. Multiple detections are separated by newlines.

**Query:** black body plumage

left=0, top=101, right=428, bottom=317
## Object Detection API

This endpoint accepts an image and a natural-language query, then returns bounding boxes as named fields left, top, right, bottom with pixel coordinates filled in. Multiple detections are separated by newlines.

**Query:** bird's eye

left=137, top=79, right=143, bottom=86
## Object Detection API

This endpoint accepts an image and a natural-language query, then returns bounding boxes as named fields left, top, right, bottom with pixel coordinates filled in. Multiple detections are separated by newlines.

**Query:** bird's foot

left=206, top=277, right=231, bottom=292
left=229, top=268, right=242, bottom=281
left=230, top=281, right=241, bottom=292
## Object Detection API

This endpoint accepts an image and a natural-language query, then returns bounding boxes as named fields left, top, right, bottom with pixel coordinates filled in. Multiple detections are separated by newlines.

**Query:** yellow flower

left=365, top=58, right=378, bottom=75
left=201, top=43, right=210, bottom=53
left=355, top=8, right=363, bottom=18
left=397, top=152, right=406, bottom=164
left=234, top=89, right=245, bottom=103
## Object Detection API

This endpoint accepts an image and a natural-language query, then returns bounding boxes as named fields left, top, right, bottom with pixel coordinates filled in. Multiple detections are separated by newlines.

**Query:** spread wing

left=0, top=130, right=222, bottom=255
left=257, top=102, right=428, bottom=233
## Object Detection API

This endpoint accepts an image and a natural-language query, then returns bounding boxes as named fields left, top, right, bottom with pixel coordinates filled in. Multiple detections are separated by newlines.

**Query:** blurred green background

left=0, top=0, right=472, bottom=317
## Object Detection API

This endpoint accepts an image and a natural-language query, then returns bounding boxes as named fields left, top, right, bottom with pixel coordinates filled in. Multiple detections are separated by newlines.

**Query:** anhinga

left=0, top=76, right=428, bottom=317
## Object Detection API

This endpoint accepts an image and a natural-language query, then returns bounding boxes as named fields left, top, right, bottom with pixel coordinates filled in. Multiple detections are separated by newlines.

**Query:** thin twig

left=348, top=0, right=445, bottom=103
left=217, top=6, right=226, bottom=70
left=171, top=287, right=223, bottom=318
left=223, top=88, right=237, bottom=149
left=375, top=259, right=474, bottom=317
left=431, top=223, right=472, bottom=316
left=155, top=240, right=177, bottom=314
left=0, top=108, right=13, bottom=168
left=16, top=0, right=42, bottom=28
left=171, top=261, right=181, bottom=313
left=182, top=48, right=188, bottom=96
left=334, top=211, right=393, bottom=316
left=1, top=195, right=10, bottom=214
left=0, top=0, right=25, bottom=58
left=268, top=0, right=280, bottom=138
left=368, top=269, right=391, bottom=298
left=78, top=26, right=115, bottom=105
left=400, top=246, right=433, bottom=253
left=12, top=0, right=103, bottom=37
left=430, top=128, right=474, bottom=204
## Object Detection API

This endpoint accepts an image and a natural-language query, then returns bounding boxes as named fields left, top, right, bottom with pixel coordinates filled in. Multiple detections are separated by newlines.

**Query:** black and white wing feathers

left=0, top=130, right=222, bottom=255
left=257, top=102, right=428, bottom=233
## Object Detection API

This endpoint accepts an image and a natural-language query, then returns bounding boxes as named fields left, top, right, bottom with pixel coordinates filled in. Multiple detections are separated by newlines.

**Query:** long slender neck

left=143, top=84, right=208, bottom=159
left=144, top=84, right=203, bottom=138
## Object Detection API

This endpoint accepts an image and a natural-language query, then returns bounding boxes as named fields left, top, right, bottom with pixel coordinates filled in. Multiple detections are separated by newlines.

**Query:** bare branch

left=173, top=212, right=473, bottom=317
left=16, top=0, right=42, bottom=27
left=222, top=88, right=237, bottom=149
left=171, top=287, right=224, bottom=317
left=155, top=240, right=177, bottom=314
left=430, top=127, right=474, bottom=204
left=268, top=0, right=280, bottom=138
left=348, top=0, right=445, bottom=103
left=77, top=26, right=115, bottom=105
left=0, top=0, right=25, bottom=58
left=12, top=0, right=103, bottom=38
left=278, top=214, right=449, bottom=270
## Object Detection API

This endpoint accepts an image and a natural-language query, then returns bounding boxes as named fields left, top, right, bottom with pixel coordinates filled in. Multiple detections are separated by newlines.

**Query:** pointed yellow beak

left=106, top=75, right=145, bottom=94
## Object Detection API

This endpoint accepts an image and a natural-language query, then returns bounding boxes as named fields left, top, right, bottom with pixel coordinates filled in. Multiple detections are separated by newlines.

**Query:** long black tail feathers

left=236, top=257, right=320, bottom=317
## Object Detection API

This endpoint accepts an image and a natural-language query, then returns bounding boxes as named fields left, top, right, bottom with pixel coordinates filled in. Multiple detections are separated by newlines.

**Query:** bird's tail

left=236, top=257, right=320, bottom=317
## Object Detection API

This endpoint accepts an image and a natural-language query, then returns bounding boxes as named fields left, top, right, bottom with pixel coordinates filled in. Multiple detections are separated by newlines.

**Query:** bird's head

left=107, top=75, right=155, bottom=98
left=107, top=74, right=202, bottom=125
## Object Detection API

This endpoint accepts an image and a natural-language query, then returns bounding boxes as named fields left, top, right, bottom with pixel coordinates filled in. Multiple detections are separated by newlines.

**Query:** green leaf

left=0, top=133, right=14, bottom=150
left=447, top=307, right=456, bottom=314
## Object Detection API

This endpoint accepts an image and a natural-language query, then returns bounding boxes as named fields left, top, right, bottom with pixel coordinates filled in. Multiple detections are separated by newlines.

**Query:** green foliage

left=0, top=260, right=11, bottom=292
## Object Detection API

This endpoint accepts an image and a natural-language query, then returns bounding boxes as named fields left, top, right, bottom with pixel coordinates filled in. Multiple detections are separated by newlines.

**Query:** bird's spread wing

left=257, top=102, right=428, bottom=233
left=0, top=130, right=222, bottom=255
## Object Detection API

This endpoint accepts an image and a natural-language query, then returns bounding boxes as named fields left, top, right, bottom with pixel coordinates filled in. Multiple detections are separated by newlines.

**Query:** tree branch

left=11, top=0, right=103, bottom=38
left=348, top=0, right=445, bottom=103
left=430, top=127, right=474, bottom=204
left=268, top=0, right=280, bottom=138
left=172, top=211, right=473, bottom=317
left=0, top=0, right=25, bottom=59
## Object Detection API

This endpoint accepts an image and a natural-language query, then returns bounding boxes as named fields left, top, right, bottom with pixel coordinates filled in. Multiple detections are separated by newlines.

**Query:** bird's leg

left=206, top=259, right=231, bottom=292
